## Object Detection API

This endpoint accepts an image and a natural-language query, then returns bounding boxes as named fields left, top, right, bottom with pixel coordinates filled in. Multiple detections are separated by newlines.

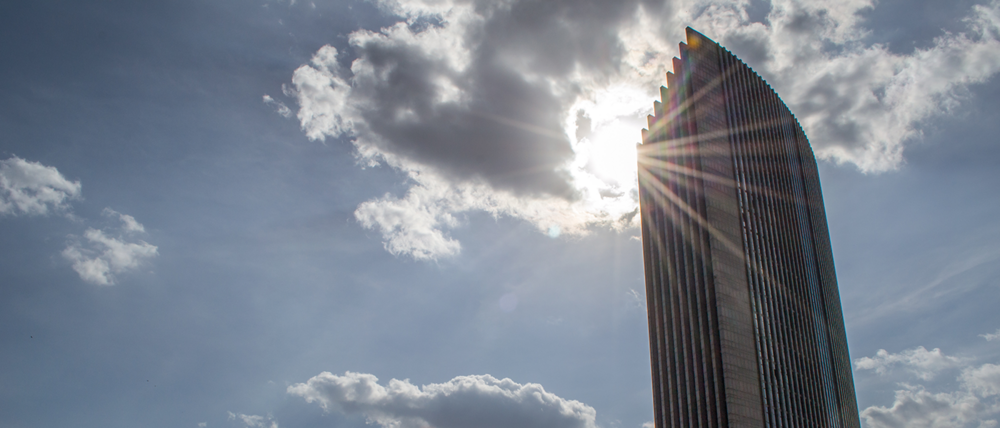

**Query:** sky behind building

left=1, top=0, right=999, bottom=427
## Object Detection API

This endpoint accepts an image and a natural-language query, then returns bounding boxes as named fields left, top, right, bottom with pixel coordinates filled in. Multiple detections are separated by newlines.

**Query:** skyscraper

left=638, top=28, right=860, bottom=428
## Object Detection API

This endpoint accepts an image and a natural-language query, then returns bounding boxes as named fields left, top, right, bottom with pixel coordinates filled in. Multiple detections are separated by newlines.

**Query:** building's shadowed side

left=638, top=27, right=860, bottom=428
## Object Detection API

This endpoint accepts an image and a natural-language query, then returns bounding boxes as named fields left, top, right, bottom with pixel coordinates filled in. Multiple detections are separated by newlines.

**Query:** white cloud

left=0, top=159, right=157, bottom=282
left=286, top=0, right=1000, bottom=259
left=103, top=207, right=145, bottom=233
left=288, top=371, right=598, bottom=428
left=354, top=186, right=463, bottom=260
left=963, top=364, right=1000, bottom=398
left=0, top=156, right=81, bottom=216
left=857, top=345, right=1000, bottom=428
left=352, top=171, right=623, bottom=259
left=227, top=412, right=278, bottom=428
left=748, top=0, right=1000, bottom=172
left=983, top=330, right=1000, bottom=341
left=262, top=95, right=292, bottom=118
left=861, top=384, right=996, bottom=428
left=198, top=423, right=207, bottom=428
left=62, top=209, right=158, bottom=286
left=855, top=346, right=966, bottom=380
left=626, top=288, right=645, bottom=311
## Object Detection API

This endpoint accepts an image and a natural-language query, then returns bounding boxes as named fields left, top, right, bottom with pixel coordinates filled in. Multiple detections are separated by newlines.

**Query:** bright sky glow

left=561, top=85, right=653, bottom=228
left=581, top=118, right=641, bottom=187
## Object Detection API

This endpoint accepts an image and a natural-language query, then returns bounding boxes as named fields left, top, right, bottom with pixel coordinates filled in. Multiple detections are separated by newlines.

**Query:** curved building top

left=637, top=28, right=861, bottom=428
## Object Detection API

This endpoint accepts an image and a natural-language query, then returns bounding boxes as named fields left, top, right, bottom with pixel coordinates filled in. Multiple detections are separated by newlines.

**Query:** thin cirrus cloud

left=288, top=371, right=598, bottom=428
left=854, top=336, right=1000, bottom=428
left=227, top=411, right=279, bottom=428
left=281, top=0, right=1000, bottom=260
left=0, top=156, right=82, bottom=216
left=62, top=208, right=158, bottom=286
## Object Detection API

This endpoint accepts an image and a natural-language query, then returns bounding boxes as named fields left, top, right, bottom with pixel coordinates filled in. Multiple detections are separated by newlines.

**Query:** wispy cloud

left=626, top=288, right=645, bottom=311
left=285, top=0, right=1000, bottom=259
left=227, top=412, right=278, bottom=428
left=262, top=95, right=292, bottom=118
left=983, top=329, right=1000, bottom=342
left=62, top=209, right=158, bottom=286
left=104, top=207, right=145, bottom=233
left=0, top=156, right=81, bottom=216
left=855, top=346, right=966, bottom=380
left=853, top=245, right=1000, bottom=326
left=288, top=371, right=598, bottom=428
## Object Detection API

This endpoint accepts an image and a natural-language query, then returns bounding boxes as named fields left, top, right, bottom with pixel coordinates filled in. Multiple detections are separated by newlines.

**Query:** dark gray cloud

left=352, top=38, right=577, bottom=197
left=472, top=0, right=635, bottom=78
left=299, top=0, right=648, bottom=199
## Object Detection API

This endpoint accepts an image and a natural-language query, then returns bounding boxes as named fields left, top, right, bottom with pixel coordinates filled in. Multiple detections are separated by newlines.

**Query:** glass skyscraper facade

left=638, top=28, right=860, bottom=428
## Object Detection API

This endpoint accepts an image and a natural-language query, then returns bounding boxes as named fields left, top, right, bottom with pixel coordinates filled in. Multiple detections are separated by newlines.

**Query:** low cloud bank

left=855, top=331, right=1000, bottom=427
left=855, top=346, right=967, bottom=380
left=288, top=371, right=598, bottom=428
left=227, top=411, right=279, bottom=428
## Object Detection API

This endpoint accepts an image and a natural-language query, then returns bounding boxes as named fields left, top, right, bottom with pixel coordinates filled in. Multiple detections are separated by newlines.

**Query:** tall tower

left=638, top=28, right=860, bottom=428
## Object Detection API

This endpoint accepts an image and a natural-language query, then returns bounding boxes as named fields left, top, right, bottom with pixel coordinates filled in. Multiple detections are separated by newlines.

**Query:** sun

left=568, top=84, right=651, bottom=193
left=556, top=84, right=653, bottom=229
left=585, top=118, right=642, bottom=187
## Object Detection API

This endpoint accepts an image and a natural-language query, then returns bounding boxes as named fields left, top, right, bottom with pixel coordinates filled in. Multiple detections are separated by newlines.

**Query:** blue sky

left=1, top=0, right=999, bottom=427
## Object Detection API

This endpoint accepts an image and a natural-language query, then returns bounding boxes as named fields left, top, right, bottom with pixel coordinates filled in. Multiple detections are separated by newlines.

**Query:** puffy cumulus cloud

left=287, top=371, right=598, bottom=428
left=286, top=0, right=1000, bottom=259
left=62, top=208, right=158, bottom=286
left=0, top=158, right=159, bottom=282
left=227, top=412, right=278, bottom=428
left=692, top=0, right=1000, bottom=172
left=861, top=384, right=995, bottom=428
left=0, top=156, right=81, bottom=216
left=856, top=346, right=1000, bottom=428
left=353, top=168, right=636, bottom=260
left=854, top=346, right=966, bottom=380
left=963, top=364, right=1000, bottom=398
